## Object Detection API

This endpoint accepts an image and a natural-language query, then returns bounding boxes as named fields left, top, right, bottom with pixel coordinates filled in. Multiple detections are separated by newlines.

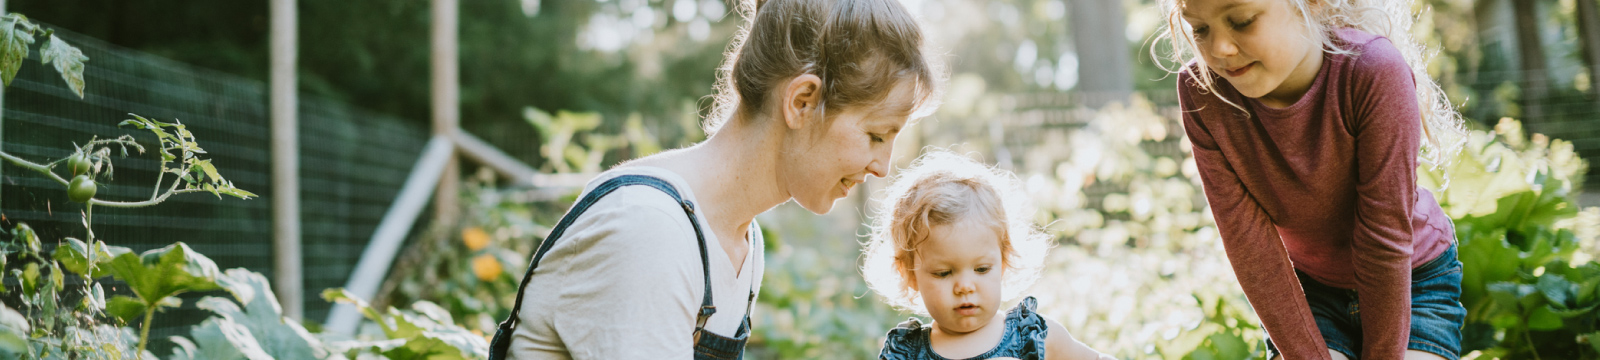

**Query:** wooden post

left=433, top=0, right=460, bottom=226
left=270, top=0, right=302, bottom=320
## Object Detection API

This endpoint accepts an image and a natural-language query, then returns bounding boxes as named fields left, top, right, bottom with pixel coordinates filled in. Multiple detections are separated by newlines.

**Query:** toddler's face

left=912, top=218, right=1004, bottom=334
left=1181, top=0, right=1323, bottom=105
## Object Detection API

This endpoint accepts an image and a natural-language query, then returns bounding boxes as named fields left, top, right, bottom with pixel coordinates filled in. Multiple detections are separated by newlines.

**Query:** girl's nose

left=1210, top=35, right=1239, bottom=58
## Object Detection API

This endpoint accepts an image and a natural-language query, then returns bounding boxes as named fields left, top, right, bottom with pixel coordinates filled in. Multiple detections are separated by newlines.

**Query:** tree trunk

left=1069, top=0, right=1131, bottom=107
left=1513, top=0, right=1549, bottom=121
left=1576, top=0, right=1600, bottom=100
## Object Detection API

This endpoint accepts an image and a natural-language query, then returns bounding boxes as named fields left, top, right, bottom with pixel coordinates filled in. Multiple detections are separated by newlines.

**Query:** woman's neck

left=638, top=117, right=790, bottom=245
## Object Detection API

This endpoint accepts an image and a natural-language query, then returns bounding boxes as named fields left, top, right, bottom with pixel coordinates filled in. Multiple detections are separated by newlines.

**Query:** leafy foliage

left=1418, top=118, right=1600, bottom=359
left=0, top=13, right=84, bottom=97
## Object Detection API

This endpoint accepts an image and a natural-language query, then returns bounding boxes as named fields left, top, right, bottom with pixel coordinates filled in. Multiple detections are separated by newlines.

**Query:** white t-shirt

left=510, top=166, right=765, bottom=359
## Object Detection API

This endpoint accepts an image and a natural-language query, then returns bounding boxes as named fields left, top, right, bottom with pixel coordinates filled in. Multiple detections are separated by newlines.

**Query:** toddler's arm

left=1043, top=318, right=1116, bottom=360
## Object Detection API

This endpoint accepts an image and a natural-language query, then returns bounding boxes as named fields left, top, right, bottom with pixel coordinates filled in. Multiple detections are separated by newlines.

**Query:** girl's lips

left=955, top=303, right=980, bottom=316
left=1225, top=62, right=1255, bottom=77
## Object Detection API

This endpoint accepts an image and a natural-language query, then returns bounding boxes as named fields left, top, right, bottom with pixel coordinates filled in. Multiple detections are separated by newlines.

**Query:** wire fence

left=0, top=23, right=429, bottom=342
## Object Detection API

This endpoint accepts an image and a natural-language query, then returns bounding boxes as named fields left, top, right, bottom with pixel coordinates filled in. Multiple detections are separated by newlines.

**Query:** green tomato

left=68, top=175, right=96, bottom=203
left=67, top=152, right=91, bottom=177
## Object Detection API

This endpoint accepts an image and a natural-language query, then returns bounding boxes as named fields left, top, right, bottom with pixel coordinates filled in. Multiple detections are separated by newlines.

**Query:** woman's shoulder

left=880, top=318, right=932, bottom=360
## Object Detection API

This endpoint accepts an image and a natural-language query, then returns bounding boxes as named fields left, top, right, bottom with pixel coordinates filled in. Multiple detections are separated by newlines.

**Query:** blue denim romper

left=879, top=296, right=1049, bottom=360
left=488, top=175, right=756, bottom=359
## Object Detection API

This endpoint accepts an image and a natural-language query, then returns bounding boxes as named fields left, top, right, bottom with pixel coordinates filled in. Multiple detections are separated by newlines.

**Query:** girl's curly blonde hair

left=1152, top=0, right=1466, bottom=167
left=861, top=150, right=1051, bottom=316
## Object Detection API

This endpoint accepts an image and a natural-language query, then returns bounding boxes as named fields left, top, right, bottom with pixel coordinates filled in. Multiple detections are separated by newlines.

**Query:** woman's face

left=1182, top=0, right=1322, bottom=105
left=782, top=81, right=916, bottom=214
left=913, top=218, right=1005, bottom=335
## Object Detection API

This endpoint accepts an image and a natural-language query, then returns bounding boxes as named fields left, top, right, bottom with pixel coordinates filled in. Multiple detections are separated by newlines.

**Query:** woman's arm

left=1176, top=71, right=1329, bottom=360
left=1042, top=317, right=1115, bottom=360
left=1343, top=37, right=1422, bottom=360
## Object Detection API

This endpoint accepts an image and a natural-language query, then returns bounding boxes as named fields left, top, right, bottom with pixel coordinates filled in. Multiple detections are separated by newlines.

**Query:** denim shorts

left=1265, top=243, right=1467, bottom=360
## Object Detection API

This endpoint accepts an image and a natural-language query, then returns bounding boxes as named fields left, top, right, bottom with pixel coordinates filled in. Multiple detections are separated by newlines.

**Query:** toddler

left=862, top=151, right=1115, bottom=360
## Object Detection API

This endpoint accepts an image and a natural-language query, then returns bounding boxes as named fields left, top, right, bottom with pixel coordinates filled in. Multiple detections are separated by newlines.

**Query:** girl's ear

left=781, top=74, right=823, bottom=130
left=903, top=267, right=919, bottom=292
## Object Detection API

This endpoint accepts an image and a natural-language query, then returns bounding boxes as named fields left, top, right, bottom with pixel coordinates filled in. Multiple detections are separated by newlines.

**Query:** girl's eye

left=870, top=133, right=885, bottom=143
left=975, top=266, right=991, bottom=274
left=1192, top=25, right=1209, bottom=37
left=932, top=270, right=951, bottom=278
left=1230, top=16, right=1256, bottom=29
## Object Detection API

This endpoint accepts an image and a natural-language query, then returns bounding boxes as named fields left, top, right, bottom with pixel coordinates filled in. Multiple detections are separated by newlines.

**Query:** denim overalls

left=488, top=175, right=754, bottom=359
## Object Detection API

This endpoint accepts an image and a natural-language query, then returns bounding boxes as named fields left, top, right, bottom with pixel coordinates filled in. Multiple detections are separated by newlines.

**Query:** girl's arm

left=1176, top=71, right=1329, bottom=360
left=1342, top=37, right=1422, bottom=360
left=1042, top=318, right=1115, bottom=360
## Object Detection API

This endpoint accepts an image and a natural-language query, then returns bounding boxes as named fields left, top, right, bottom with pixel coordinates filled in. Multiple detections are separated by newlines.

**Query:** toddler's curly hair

left=861, top=150, right=1051, bottom=315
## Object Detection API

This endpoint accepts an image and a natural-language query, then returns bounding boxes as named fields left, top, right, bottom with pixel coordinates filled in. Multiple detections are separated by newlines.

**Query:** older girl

left=490, top=0, right=942, bottom=357
left=1158, top=0, right=1468, bottom=359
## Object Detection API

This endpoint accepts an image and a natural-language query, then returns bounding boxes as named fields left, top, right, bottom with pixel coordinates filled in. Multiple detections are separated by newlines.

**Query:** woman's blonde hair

left=1152, top=0, right=1466, bottom=166
left=702, top=0, right=944, bottom=134
left=861, top=150, right=1051, bottom=316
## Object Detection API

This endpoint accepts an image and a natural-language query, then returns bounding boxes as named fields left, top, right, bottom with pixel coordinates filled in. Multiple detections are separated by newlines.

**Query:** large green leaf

left=1528, top=306, right=1564, bottom=330
left=184, top=317, right=272, bottom=360
left=0, top=303, right=28, bottom=357
left=107, top=242, right=221, bottom=307
left=201, top=269, right=326, bottom=360
left=37, top=34, right=85, bottom=98
left=1205, top=333, right=1249, bottom=360
left=104, top=295, right=145, bottom=326
left=1460, top=231, right=1520, bottom=313
left=0, top=14, right=35, bottom=86
left=320, top=289, right=488, bottom=359
left=51, top=238, right=130, bottom=279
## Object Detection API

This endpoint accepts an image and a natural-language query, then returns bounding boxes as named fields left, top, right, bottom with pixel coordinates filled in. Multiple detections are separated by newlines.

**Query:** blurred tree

left=1068, top=0, right=1131, bottom=106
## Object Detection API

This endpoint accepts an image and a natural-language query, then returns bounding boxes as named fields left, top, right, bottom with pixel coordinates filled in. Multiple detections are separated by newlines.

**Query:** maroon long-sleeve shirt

left=1176, top=28, right=1454, bottom=360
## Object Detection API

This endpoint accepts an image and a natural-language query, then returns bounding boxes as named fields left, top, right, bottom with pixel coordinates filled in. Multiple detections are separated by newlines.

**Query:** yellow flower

left=472, top=254, right=503, bottom=281
left=462, top=227, right=491, bottom=251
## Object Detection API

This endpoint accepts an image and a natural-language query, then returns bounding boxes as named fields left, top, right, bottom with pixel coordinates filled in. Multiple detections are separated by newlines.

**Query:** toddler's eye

left=932, top=270, right=951, bottom=278
left=975, top=266, right=991, bottom=274
left=870, top=133, right=885, bottom=143
left=1193, top=25, right=1209, bottom=36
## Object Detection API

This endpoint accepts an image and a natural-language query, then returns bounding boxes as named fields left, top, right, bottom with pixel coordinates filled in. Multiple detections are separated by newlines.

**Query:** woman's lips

left=1225, top=62, right=1255, bottom=77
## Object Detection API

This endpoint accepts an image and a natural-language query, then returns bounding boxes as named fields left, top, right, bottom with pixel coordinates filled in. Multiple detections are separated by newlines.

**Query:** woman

left=492, top=0, right=942, bottom=357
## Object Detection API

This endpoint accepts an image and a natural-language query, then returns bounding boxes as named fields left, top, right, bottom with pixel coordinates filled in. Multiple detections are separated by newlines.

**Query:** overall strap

left=489, top=174, right=716, bottom=358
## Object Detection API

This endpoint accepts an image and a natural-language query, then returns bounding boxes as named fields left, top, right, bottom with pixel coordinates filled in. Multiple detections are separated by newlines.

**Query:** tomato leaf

left=38, top=34, right=86, bottom=98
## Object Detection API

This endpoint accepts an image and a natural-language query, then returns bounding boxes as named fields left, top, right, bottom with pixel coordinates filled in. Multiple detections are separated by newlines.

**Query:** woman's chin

left=794, top=195, right=845, bottom=215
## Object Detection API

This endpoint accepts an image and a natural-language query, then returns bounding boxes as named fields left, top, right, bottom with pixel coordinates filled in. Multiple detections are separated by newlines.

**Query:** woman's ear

left=782, top=74, right=823, bottom=130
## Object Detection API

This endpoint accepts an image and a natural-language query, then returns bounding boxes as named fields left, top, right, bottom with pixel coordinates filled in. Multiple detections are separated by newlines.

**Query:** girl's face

left=1182, top=0, right=1323, bottom=106
left=782, top=82, right=914, bottom=214
left=912, top=218, right=1004, bottom=335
